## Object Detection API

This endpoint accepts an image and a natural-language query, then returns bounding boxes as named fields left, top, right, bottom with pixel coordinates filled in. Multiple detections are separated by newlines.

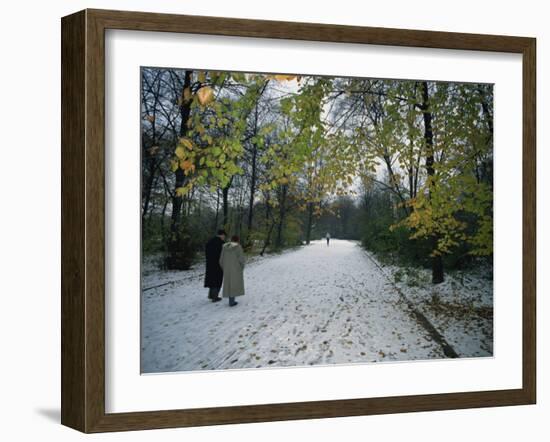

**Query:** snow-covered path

left=141, top=239, right=447, bottom=373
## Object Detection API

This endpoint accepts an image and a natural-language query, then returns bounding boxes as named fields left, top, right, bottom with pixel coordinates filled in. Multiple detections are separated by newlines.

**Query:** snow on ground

left=141, top=240, right=491, bottom=374
left=378, top=259, right=493, bottom=358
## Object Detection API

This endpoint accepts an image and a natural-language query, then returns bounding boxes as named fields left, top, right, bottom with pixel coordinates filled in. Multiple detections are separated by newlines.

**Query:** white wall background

left=0, top=0, right=547, bottom=440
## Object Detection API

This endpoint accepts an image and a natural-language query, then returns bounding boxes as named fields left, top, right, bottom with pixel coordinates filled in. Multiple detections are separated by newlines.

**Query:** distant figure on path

left=204, top=229, right=226, bottom=302
left=326, top=232, right=331, bottom=246
left=219, top=235, right=245, bottom=307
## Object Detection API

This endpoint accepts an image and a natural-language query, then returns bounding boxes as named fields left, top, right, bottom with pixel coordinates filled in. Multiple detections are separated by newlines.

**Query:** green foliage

left=172, top=72, right=268, bottom=197
left=279, top=215, right=304, bottom=248
left=392, top=82, right=493, bottom=258
left=162, top=218, right=202, bottom=270
left=141, top=67, right=493, bottom=277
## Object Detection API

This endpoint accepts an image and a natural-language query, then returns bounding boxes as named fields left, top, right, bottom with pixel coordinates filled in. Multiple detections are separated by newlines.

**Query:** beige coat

left=219, top=242, right=245, bottom=297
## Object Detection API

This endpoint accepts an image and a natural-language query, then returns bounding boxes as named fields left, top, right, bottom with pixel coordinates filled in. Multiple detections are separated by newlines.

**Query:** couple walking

left=204, top=229, right=245, bottom=307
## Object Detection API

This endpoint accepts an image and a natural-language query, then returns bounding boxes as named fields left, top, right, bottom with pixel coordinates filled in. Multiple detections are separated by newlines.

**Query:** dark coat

left=204, top=236, right=224, bottom=288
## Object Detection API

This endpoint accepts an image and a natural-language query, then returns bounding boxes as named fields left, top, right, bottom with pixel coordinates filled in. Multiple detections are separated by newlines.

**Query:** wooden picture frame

left=61, top=8, right=536, bottom=433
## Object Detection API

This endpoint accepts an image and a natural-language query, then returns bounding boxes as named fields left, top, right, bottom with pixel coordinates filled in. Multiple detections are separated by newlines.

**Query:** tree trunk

left=236, top=183, right=244, bottom=237
left=222, top=185, right=229, bottom=228
left=275, top=184, right=288, bottom=248
left=420, top=81, right=444, bottom=284
left=222, top=177, right=234, bottom=229
left=141, top=159, right=156, bottom=225
left=246, top=144, right=258, bottom=242
left=160, top=197, right=168, bottom=245
left=141, top=71, right=161, bottom=226
left=305, top=202, right=314, bottom=245
left=431, top=239, right=444, bottom=284
left=260, top=193, right=273, bottom=255
left=166, top=70, right=193, bottom=269
left=214, top=188, right=220, bottom=231
left=246, top=101, right=260, bottom=246
left=476, top=85, right=494, bottom=187
left=383, top=154, right=410, bottom=216
left=260, top=220, right=275, bottom=256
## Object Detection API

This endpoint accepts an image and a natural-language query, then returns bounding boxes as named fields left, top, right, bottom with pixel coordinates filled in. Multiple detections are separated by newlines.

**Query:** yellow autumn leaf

left=274, top=74, right=297, bottom=82
left=170, top=159, right=179, bottom=172
left=182, top=87, right=192, bottom=102
left=179, top=138, right=193, bottom=150
left=180, top=160, right=195, bottom=173
left=197, top=86, right=214, bottom=106
left=175, top=186, right=189, bottom=197
left=198, top=71, right=206, bottom=83
left=174, top=146, right=185, bottom=159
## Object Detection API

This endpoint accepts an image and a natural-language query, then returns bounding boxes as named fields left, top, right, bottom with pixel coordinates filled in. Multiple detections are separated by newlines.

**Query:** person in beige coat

left=219, top=235, right=245, bottom=307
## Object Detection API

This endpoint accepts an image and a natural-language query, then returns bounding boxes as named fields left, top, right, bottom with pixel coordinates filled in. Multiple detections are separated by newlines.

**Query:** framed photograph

left=61, top=9, right=536, bottom=433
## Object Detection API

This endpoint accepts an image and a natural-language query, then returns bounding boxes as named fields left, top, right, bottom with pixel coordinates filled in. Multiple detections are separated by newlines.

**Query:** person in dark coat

left=204, top=229, right=226, bottom=302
